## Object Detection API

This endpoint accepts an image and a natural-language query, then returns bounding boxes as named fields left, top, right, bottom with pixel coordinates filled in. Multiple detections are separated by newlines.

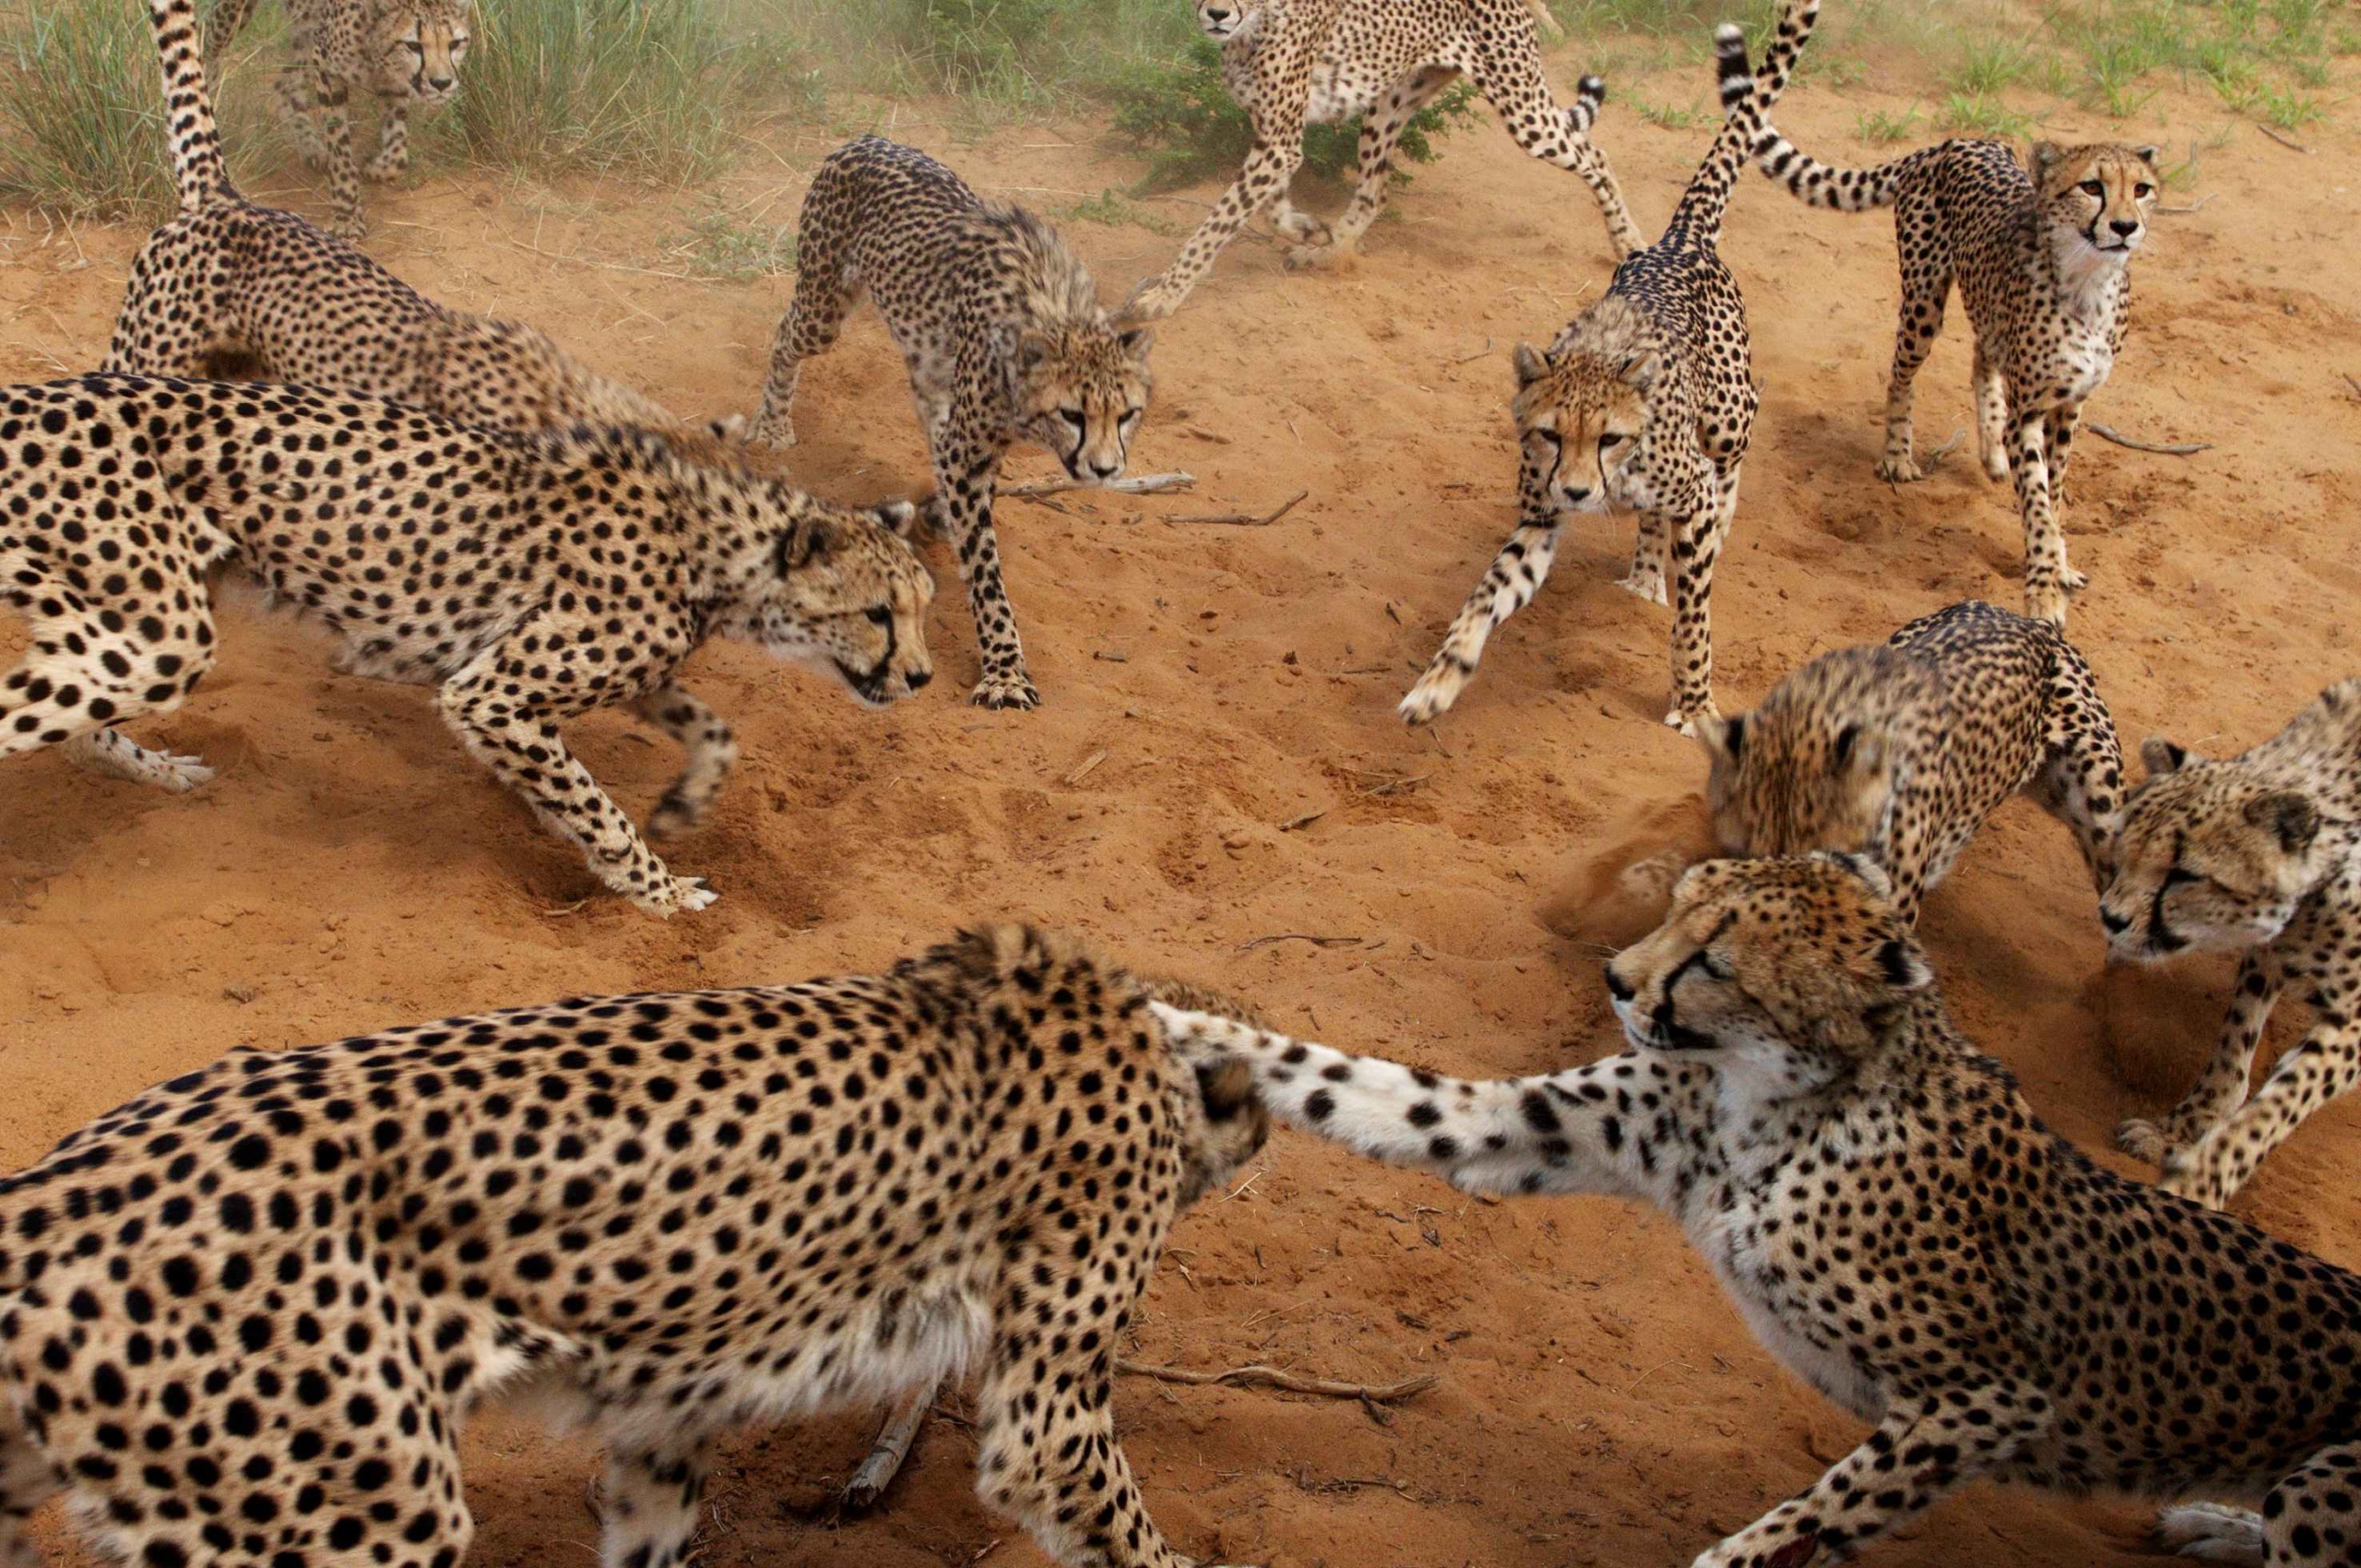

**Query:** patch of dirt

left=5, top=51, right=2360, bottom=1568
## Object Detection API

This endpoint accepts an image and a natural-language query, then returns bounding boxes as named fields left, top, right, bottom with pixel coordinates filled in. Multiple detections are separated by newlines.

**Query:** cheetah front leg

left=1127, top=137, right=1304, bottom=321
left=1480, top=63, right=1645, bottom=259
left=2159, top=1444, right=2361, bottom=1567
left=366, top=100, right=411, bottom=182
left=2118, top=949, right=2282, bottom=1170
left=634, top=682, right=739, bottom=840
left=1664, top=471, right=1738, bottom=734
left=1879, top=265, right=1952, bottom=484
left=1398, top=514, right=1564, bottom=726
left=2, top=598, right=221, bottom=784
left=2023, top=642, right=2128, bottom=891
left=434, top=637, right=718, bottom=914
left=749, top=246, right=859, bottom=447
left=1692, top=1380, right=2051, bottom=1568
left=930, top=437, right=1037, bottom=710
left=60, top=730, right=216, bottom=793
left=271, top=65, right=330, bottom=170
left=1971, top=342, right=2010, bottom=482
left=2159, top=1006, right=2361, bottom=1210
left=1291, top=66, right=1463, bottom=268
left=2007, top=410, right=2078, bottom=626
left=0, top=1413, right=62, bottom=1568
left=314, top=69, right=367, bottom=239
left=596, top=1441, right=712, bottom=1568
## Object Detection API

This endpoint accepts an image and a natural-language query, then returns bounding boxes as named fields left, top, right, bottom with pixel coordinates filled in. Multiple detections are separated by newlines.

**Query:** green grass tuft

left=1940, top=90, right=2035, bottom=139
left=1853, top=102, right=1923, bottom=143
left=0, top=2, right=178, bottom=218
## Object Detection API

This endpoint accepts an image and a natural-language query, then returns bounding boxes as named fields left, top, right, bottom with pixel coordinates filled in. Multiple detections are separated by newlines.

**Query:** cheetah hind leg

left=0, top=1417, right=59, bottom=1568
left=2155, top=1502, right=2265, bottom=1563
left=1618, top=505, right=1669, bottom=607
left=596, top=1442, right=711, bottom=1568
left=271, top=66, right=329, bottom=170
left=1972, top=344, right=2010, bottom=483
left=365, top=101, right=410, bottom=183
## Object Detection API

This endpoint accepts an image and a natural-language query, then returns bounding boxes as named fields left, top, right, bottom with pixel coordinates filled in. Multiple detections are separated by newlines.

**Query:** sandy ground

left=5, top=33, right=2361, bottom=1568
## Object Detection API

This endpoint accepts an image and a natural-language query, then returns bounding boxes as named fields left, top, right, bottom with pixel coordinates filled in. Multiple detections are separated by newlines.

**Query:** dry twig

left=2257, top=124, right=2312, bottom=154
left=2089, top=423, right=2210, bottom=457
left=1003, top=471, right=1196, bottom=499
left=1167, top=489, right=1309, bottom=528
left=1062, top=749, right=1109, bottom=786
left=1453, top=337, right=1495, bottom=365
left=1118, top=1361, right=1439, bottom=1405
left=1238, top=932, right=1363, bottom=953
left=1277, top=810, right=1327, bottom=832
left=2158, top=193, right=2217, bottom=215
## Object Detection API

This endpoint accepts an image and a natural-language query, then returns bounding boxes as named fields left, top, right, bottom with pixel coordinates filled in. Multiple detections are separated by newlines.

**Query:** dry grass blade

left=1061, top=749, right=1109, bottom=786
left=1168, top=489, right=1310, bottom=527
left=1117, top=1360, right=1440, bottom=1404
left=2158, top=193, right=2216, bottom=215
left=2257, top=124, right=2312, bottom=154
left=2088, top=423, right=2210, bottom=457
left=1238, top=932, right=1363, bottom=953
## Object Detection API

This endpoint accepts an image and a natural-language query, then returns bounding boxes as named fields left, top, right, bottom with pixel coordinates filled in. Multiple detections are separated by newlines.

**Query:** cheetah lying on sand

left=0, top=924, right=1270, bottom=1568
left=1161, top=852, right=2361, bottom=1567
left=113, top=0, right=724, bottom=441
left=1699, top=600, right=2124, bottom=924
left=2106, top=678, right=2361, bottom=1209
left=751, top=136, right=1154, bottom=711
left=0, top=374, right=932, bottom=915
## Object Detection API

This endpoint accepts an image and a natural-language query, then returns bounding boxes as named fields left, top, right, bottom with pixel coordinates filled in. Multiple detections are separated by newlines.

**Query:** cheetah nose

left=1561, top=484, right=1591, bottom=504
left=2099, top=907, right=2131, bottom=935
left=1602, top=965, right=1634, bottom=1002
left=907, top=667, right=932, bottom=691
left=2109, top=219, right=2139, bottom=238
left=1204, top=6, right=1230, bottom=18
left=427, top=74, right=455, bottom=91
left=1088, top=459, right=1121, bottom=481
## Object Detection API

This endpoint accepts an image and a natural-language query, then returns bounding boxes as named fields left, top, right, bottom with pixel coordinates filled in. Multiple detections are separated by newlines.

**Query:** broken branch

left=2088, top=423, right=2211, bottom=457
left=1238, top=932, right=1363, bottom=953
left=1117, top=1361, right=1439, bottom=1405
left=2257, top=124, right=2311, bottom=154
left=1167, top=489, right=1310, bottom=528
left=1003, top=470, right=1196, bottom=500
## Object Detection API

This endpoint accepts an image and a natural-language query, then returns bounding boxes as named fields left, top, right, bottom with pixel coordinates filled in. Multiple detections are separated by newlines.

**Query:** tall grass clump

left=0, top=2, right=175, bottom=218
left=431, top=0, right=815, bottom=180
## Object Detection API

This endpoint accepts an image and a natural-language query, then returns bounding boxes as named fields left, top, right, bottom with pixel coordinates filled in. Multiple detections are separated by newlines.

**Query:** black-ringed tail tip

left=1581, top=74, right=1606, bottom=98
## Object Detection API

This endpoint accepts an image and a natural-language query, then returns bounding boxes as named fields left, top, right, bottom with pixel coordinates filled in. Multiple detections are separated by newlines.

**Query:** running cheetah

left=0, top=924, right=1270, bottom=1568
left=1160, top=852, right=2361, bottom=1567
left=2105, top=678, right=2361, bottom=1210
left=1401, top=1, right=1816, bottom=736
left=0, top=374, right=934, bottom=915
left=1126, top=0, right=1640, bottom=318
left=1750, top=131, right=2161, bottom=626
left=1700, top=600, right=2124, bottom=924
left=750, top=136, right=1155, bottom=711
left=112, top=0, right=725, bottom=442
left=205, top=0, right=469, bottom=239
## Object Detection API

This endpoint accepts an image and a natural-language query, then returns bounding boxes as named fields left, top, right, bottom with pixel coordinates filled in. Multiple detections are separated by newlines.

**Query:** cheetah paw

left=2024, top=585, right=2071, bottom=629
left=1398, top=665, right=1466, bottom=727
left=364, top=151, right=409, bottom=183
left=1981, top=448, right=2010, bottom=483
left=2114, top=1116, right=2176, bottom=1166
left=2154, top=1502, right=2265, bottom=1562
left=635, top=874, right=719, bottom=917
left=1272, top=209, right=1330, bottom=245
left=1616, top=568, right=1669, bottom=607
left=2156, top=1151, right=2231, bottom=1212
left=1875, top=453, right=1925, bottom=485
left=646, top=799, right=703, bottom=842
left=2063, top=564, right=2091, bottom=593
left=331, top=214, right=368, bottom=243
left=1665, top=701, right=1718, bottom=737
left=151, top=754, right=216, bottom=792
left=1122, top=279, right=1187, bottom=323
left=970, top=671, right=1041, bottom=711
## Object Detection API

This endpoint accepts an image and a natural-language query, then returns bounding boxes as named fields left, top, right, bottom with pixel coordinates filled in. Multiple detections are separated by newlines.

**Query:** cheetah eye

left=2160, top=865, right=2204, bottom=892
left=1119, top=407, right=1143, bottom=425
left=2133, top=182, right=2153, bottom=197
left=2078, top=180, right=2105, bottom=197
left=1527, top=427, right=1561, bottom=447
left=1697, top=953, right=1735, bottom=982
left=404, top=39, right=423, bottom=51
left=1058, top=410, right=1086, bottom=433
left=1597, top=433, right=1629, bottom=451
left=864, top=606, right=892, bottom=626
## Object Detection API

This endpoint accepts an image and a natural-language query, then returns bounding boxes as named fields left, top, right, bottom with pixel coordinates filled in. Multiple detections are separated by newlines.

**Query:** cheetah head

left=377, top=0, right=470, bottom=103
left=1696, top=647, right=1928, bottom=862
left=1192, top=0, right=1262, bottom=41
left=1012, top=315, right=1155, bottom=486
left=1604, top=853, right=1933, bottom=1079
left=1513, top=297, right=1656, bottom=520
left=2034, top=140, right=2160, bottom=264
left=740, top=498, right=937, bottom=708
left=2099, top=739, right=2331, bottom=961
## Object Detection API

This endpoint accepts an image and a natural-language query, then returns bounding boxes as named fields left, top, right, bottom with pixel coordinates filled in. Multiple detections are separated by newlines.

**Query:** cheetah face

left=2034, top=140, right=2159, bottom=260
left=1513, top=339, right=1649, bottom=518
left=382, top=0, right=469, bottom=102
left=1698, top=711, right=1897, bottom=862
left=1604, top=853, right=1932, bottom=1074
left=2099, top=740, right=2324, bottom=960
left=1192, top=0, right=1260, bottom=41
left=748, top=501, right=937, bottom=707
left=1013, top=319, right=1154, bottom=486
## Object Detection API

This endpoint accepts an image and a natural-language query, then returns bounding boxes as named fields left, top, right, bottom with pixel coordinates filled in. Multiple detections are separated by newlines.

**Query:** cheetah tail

left=1751, top=124, right=1932, bottom=212
left=1669, top=0, right=1820, bottom=244
left=143, top=0, right=236, bottom=212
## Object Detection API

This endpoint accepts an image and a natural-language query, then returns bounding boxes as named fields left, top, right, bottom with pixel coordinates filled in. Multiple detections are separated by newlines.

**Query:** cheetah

left=2102, top=678, right=2361, bottom=1210
left=111, top=0, right=726, bottom=443
left=749, top=136, right=1155, bottom=711
left=1158, top=851, right=2361, bottom=1567
left=1749, top=130, right=2161, bottom=627
left=0, top=374, right=935, bottom=915
left=203, top=0, right=469, bottom=239
left=1400, top=2, right=1816, bottom=737
left=0, top=923, right=1271, bottom=1568
left=1698, top=600, right=2125, bottom=925
left=1124, top=0, right=1640, bottom=319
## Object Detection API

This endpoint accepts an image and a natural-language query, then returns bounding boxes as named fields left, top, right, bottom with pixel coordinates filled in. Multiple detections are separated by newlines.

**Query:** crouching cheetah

left=2104, top=678, right=2361, bottom=1209
left=1699, top=600, right=2124, bottom=924
left=204, top=0, right=469, bottom=239
left=1750, top=129, right=2161, bottom=626
left=0, top=374, right=934, bottom=915
left=1401, top=2, right=1816, bottom=736
left=112, top=0, right=727, bottom=442
left=1123, top=0, right=1640, bottom=319
left=0, top=924, right=1271, bottom=1568
left=1159, top=852, right=2361, bottom=1567
left=750, top=136, right=1155, bottom=711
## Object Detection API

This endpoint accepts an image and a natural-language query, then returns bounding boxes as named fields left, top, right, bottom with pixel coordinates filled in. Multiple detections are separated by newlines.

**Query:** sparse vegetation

left=1854, top=102, right=1924, bottom=143
left=1060, top=188, right=1180, bottom=234
left=1632, top=93, right=1708, bottom=129
left=670, top=203, right=798, bottom=280
left=1940, top=91, right=2035, bottom=139
left=0, top=1, right=177, bottom=216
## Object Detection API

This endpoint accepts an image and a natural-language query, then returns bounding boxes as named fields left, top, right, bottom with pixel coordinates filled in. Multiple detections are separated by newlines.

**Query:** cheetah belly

left=1303, top=54, right=1382, bottom=125
left=1693, top=1207, right=1888, bottom=1422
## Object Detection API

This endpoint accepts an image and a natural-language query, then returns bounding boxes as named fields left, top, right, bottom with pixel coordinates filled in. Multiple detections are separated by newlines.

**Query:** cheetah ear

left=1618, top=350, right=1661, bottom=390
left=2140, top=736, right=2197, bottom=778
left=1513, top=341, right=1551, bottom=386
left=772, top=517, right=840, bottom=576
left=1832, top=722, right=1889, bottom=778
left=870, top=499, right=921, bottom=542
left=1813, top=849, right=1894, bottom=902
left=1696, top=712, right=1744, bottom=767
left=2245, top=791, right=2319, bottom=854
left=1016, top=330, right=1056, bottom=373
left=1113, top=322, right=1156, bottom=359
left=2133, top=144, right=2162, bottom=168
left=2030, top=140, right=2062, bottom=172
left=1875, top=937, right=1933, bottom=992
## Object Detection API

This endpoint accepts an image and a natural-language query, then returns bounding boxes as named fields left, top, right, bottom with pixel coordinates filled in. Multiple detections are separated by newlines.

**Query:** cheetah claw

left=635, top=874, right=718, bottom=917
left=970, top=673, right=1041, bottom=711
left=2114, top=1116, right=2174, bottom=1166
left=1875, top=454, right=1924, bottom=485
left=2154, top=1502, right=2266, bottom=1561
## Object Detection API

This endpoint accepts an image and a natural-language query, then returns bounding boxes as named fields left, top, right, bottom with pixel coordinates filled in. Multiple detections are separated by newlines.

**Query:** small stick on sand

left=841, top=1386, right=931, bottom=1515
left=1277, top=810, right=1327, bottom=832
left=1117, top=1360, right=1440, bottom=1405
left=2089, top=423, right=2211, bottom=457
left=1917, top=425, right=1968, bottom=472
left=2343, top=373, right=2361, bottom=401
left=1062, top=749, right=1109, bottom=787
left=1003, top=471, right=1197, bottom=500
left=1167, top=489, right=1309, bottom=528
left=2257, top=124, right=2312, bottom=154
left=1238, top=932, right=1363, bottom=953
left=1453, top=337, right=1495, bottom=365
left=2158, top=192, right=2217, bottom=215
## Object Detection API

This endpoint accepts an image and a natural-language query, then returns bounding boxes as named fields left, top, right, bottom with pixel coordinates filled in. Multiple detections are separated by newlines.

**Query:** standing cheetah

left=1401, top=1, right=1817, bottom=736
left=204, top=0, right=469, bottom=239
left=1699, top=600, right=2125, bottom=924
left=112, top=0, right=724, bottom=441
left=1160, top=852, right=2361, bottom=1567
left=2104, top=678, right=2361, bottom=1209
left=750, top=136, right=1156, bottom=711
left=0, top=374, right=934, bottom=915
left=1750, top=130, right=2161, bottom=626
left=0, top=924, right=1271, bottom=1568
left=1125, top=0, right=1640, bottom=319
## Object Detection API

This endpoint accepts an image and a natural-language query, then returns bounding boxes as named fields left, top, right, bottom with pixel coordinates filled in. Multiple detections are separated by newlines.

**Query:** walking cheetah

left=204, top=0, right=469, bottom=238
left=1749, top=131, right=2161, bottom=627
left=749, top=136, right=1155, bottom=711
left=1124, top=0, right=1640, bottom=319
left=2104, top=678, right=2361, bottom=1210
left=1699, top=600, right=2124, bottom=924
left=0, top=374, right=934, bottom=914
left=1159, top=852, right=2361, bottom=1567
left=1401, top=2, right=1816, bottom=736
left=0, top=923, right=1271, bottom=1568
left=112, top=0, right=724, bottom=442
